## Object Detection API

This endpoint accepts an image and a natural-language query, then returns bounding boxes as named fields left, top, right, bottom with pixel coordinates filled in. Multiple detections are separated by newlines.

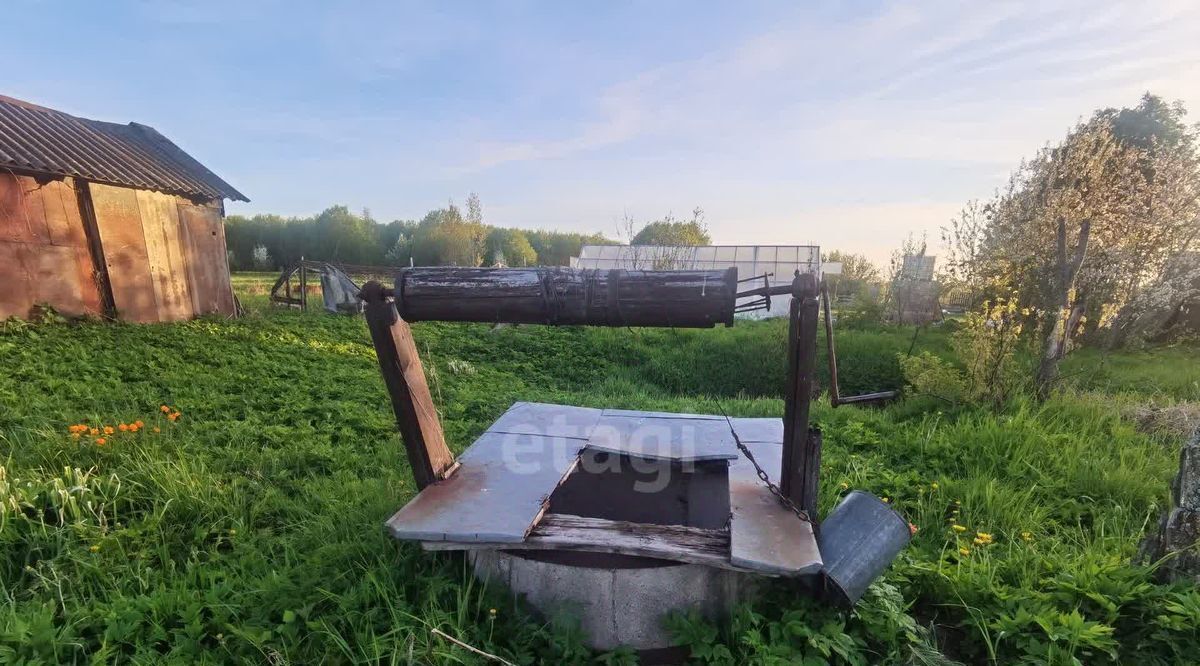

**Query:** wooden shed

left=0, top=95, right=247, bottom=322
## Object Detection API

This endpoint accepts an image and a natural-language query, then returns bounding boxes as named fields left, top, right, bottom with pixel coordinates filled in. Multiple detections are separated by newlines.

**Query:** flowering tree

left=941, top=95, right=1200, bottom=399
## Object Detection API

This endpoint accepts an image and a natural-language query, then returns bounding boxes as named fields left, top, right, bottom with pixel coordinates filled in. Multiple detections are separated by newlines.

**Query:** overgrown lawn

left=1, top=292, right=1197, bottom=664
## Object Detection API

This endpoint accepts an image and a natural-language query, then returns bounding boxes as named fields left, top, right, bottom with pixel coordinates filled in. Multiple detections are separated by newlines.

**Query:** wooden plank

left=731, top=417, right=783, bottom=443
left=422, top=513, right=743, bottom=570
left=74, top=180, right=115, bottom=317
left=42, top=178, right=88, bottom=248
left=135, top=189, right=193, bottom=321
left=386, top=431, right=588, bottom=543
left=728, top=439, right=822, bottom=575
left=89, top=183, right=158, bottom=322
left=22, top=243, right=95, bottom=317
left=601, top=407, right=723, bottom=421
left=781, top=274, right=820, bottom=502
left=587, top=412, right=737, bottom=462
left=0, top=241, right=32, bottom=318
left=0, top=173, right=49, bottom=244
left=363, top=282, right=456, bottom=489
left=177, top=201, right=236, bottom=316
left=488, top=402, right=602, bottom=440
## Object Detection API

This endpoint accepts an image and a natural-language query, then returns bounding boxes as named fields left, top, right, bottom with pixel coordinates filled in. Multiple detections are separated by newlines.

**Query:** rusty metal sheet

left=587, top=413, right=737, bottom=462
left=731, top=418, right=783, bottom=443
left=136, top=189, right=193, bottom=321
left=386, top=431, right=588, bottom=543
left=728, top=440, right=822, bottom=576
left=90, top=182, right=159, bottom=322
left=178, top=201, right=236, bottom=315
left=487, top=402, right=602, bottom=440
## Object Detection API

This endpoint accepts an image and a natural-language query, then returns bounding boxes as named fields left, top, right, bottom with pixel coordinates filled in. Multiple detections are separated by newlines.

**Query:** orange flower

left=103, top=426, right=114, bottom=435
left=128, top=424, right=139, bottom=432
left=135, top=420, right=144, bottom=428
left=90, top=428, right=99, bottom=436
left=168, top=412, right=181, bottom=422
left=95, top=437, right=107, bottom=446
left=118, top=423, right=129, bottom=432
left=161, top=405, right=171, bottom=413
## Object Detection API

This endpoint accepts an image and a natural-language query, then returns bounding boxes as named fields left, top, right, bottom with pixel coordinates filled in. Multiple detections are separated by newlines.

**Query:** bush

left=900, top=351, right=968, bottom=405
left=839, top=293, right=887, bottom=331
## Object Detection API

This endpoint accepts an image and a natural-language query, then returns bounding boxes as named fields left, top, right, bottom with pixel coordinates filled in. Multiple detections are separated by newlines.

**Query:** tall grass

left=1, top=295, right=1197, bottom=663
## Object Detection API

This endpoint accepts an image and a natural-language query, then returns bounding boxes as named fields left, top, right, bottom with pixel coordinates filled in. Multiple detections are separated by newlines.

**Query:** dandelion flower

left=89, top=545, right=100, bottom=553
left=839, top=482, right=849, bottom=490
left=952, top=524, right=967, bottom=533
left=71, top=433, right=81, bottom=440
left=229, top=528, right=237, bottom=536
left=153, top=426, right=161, bottom=433
left=930, top=482, right=939, bottom=490
left=95, top=437, right=106, bottom=446
left=1020, top=531, right=1033, bottom=542
left=959, top=547, right=970, bottom=556
left=881, top=497, right=890, bottom=503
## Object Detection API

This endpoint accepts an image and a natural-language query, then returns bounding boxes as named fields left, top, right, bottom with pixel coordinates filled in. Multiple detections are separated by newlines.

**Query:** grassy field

left=1, top=278, right=1198, bottom=664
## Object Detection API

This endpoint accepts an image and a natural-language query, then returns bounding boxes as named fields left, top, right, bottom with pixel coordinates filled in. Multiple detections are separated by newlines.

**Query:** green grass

left=1, top=285, right=1198, bottom=664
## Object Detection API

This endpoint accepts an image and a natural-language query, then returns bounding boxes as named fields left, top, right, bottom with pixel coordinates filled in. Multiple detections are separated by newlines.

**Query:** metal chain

left=714, top=402, right=813, bottom=525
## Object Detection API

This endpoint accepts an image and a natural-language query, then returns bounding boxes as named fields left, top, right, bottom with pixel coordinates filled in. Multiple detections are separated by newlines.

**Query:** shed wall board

left=136, top=189, right=193, bottom=321
left=89, top=182, right=159, bottom=322
left=177, top=201, right=236, bottom=315
left=0, top=173, right=101, bottom=318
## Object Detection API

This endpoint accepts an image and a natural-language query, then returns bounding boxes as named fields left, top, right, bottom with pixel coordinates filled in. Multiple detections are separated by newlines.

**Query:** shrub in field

left=838, top=292, right=888, bottom=331
left=900, top=352, right=969, bottom=406
left=901, top=298, right=1031, bottom=409
left=952, top=297, right=1030, bottom=409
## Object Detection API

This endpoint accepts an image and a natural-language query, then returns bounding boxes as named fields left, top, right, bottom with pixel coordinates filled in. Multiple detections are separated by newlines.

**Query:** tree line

left=224, top=195, right=716, bottom=271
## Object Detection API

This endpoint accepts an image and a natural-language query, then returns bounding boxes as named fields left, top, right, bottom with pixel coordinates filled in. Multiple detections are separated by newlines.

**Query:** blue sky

left=5, top=1, right=1200, bottom=263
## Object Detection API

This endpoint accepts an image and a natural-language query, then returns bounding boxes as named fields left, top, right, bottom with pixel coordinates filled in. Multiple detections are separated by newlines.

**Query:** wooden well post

left=780, top=272, right=821, bottom=517
left=361, top=280, right=456, bottom=489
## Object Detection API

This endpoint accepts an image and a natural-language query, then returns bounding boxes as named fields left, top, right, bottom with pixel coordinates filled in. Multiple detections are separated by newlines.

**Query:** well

left=473, top=452, right=752, bottom=651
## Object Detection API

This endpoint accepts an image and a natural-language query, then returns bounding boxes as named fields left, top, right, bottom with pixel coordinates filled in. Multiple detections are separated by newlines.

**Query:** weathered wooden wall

left=0, top=173, right=102, bottom=319
left=89, top=183, right=234, bottom=322
left=1, top=175, right=234, bottom=323
left=178, top=201, right=237, bottom=316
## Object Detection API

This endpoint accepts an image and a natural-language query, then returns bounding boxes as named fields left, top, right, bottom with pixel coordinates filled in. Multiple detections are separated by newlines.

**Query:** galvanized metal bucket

left=816, top=490, right=911, bottom=607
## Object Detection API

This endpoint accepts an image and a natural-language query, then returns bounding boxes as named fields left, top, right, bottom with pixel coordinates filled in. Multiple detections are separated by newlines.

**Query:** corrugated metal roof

left=0, top=95, right=247, bottom=202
